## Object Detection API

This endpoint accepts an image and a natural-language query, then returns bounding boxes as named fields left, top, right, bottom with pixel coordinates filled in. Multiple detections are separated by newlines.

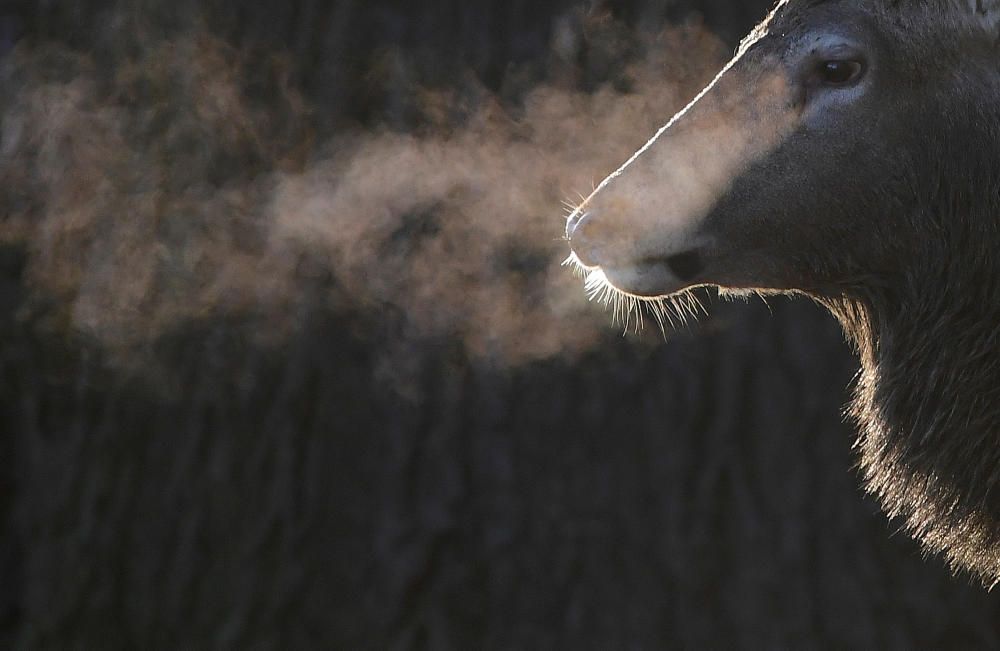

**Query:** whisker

left=571, top=267, right=707, bottom=336
left=755, top=290, right=773, bottom=315
left=689, top=290, right=709, bottom=316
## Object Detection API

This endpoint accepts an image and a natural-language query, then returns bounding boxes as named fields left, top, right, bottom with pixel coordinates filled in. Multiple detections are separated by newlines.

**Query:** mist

left=0, top=8, right=731, bottom=381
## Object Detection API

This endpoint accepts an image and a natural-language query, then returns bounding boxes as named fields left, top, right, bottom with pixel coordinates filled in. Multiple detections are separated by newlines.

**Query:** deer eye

left=818, top=60, right=863, bottom=85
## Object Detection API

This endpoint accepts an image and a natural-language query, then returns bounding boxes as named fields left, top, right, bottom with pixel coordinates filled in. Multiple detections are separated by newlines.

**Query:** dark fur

left=761, top=0, right=1000, bottom=584
left=573, top=0, right=1000, bottom=584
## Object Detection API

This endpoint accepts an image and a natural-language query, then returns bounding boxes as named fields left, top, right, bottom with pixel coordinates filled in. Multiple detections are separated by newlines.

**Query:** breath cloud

left=0, top=11, right=728, bottom=377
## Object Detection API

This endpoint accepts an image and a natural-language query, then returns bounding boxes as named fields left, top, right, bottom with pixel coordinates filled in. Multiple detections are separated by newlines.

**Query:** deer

left=566, top=0, right=1000, bottom=585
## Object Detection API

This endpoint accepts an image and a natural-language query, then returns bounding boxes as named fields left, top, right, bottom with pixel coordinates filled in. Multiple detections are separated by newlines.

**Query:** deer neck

left=829, top=253, right=1000, bottom=584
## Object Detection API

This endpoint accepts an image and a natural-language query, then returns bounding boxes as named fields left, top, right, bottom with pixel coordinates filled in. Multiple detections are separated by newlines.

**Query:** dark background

left=2, top=0, right=999, bottom=648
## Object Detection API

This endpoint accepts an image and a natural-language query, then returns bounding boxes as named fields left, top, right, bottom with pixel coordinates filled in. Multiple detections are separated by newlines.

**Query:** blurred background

left=1, top=0, right=999, bottom=648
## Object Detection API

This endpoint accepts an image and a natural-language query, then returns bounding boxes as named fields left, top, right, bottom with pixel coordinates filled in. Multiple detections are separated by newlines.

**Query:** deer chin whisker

left=561, top=252, right=590, bottom=279
left=576, top=264, right=705, bottom=335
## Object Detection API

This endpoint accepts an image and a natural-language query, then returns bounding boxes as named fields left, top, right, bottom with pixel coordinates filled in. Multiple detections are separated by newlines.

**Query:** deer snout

left=566, top=211, right=604, bottom=268
left=567, top=206, right=709, bottom=297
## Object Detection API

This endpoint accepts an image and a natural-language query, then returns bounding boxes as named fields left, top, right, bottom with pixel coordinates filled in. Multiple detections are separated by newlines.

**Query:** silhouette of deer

left=567, top=0, right=1000, bottom=585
